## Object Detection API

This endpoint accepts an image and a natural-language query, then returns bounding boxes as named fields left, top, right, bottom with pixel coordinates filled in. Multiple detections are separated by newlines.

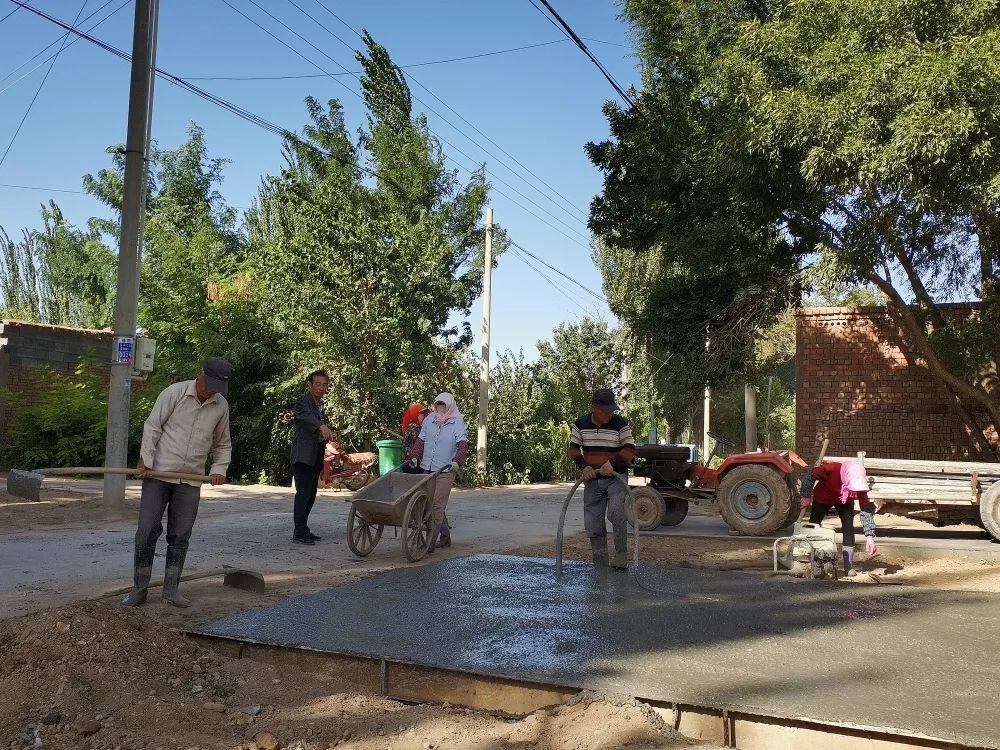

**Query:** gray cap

left=203, top=356, right=231, bottom=396
left=592, top=388, right=619, bottom=411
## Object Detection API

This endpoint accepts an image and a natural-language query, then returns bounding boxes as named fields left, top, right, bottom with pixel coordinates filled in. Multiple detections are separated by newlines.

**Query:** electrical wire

left=0, top=0, right=128, bottom=95
left=509, top=246, right=590, bottom=317
left=302, top=0, right=592, bottom=227
left=219, top=0, right=593, bottom=246
left=528, top=0, right=636, bottom=108
left=510, top=239, right=607, bottom=304
left=0, top=0, right=90, bottom=169
left=6, top=1, right=405, bottom=192
left=0, top=182, right=89, bottom=194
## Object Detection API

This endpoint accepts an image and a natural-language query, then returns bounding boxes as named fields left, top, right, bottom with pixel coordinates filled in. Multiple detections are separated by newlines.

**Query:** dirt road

left=3, top=476, right=999, bottom=749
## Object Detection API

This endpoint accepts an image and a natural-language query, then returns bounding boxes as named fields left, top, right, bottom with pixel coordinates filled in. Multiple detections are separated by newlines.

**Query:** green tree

left=85, top=124, right=285, bottom=481
left=0, top=202, right=115, bottom=328
left=535, top=317, right=627, bottom=423
left=249, top=33, right=497, bottom=456
left=590, top=0, right=1000, bottom=456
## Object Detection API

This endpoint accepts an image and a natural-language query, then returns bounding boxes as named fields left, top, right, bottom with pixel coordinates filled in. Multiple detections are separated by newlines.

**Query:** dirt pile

left=0, top=603, right=718, bottom=750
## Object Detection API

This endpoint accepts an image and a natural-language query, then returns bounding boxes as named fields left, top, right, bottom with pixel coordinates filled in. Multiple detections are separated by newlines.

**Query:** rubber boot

left=611, top=527, right=628, bottom=570
left=591, top=537, right=609, bottom=568
left=121, top=541, right=155, bottom=607
left=120, top=565, right=152, bottom=607
left=843, top=548, right=857, bottom=577
left=161, top=547, right=191, bottom=607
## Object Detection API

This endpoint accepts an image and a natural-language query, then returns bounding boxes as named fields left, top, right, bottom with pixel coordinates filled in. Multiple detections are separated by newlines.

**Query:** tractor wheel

left=661, top=497, right=689, bottom=526
left=978, top=483, right=1000, bottom=542
left=626, top=486, right=667, bottom=531
left=717, top=464, right=793, bottom=536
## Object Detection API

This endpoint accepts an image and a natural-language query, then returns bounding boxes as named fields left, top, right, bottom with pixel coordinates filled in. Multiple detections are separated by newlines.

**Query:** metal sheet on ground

left=195, top=554, right=1000, bottom=748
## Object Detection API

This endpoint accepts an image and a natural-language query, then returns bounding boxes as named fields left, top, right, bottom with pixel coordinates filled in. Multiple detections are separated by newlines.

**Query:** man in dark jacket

left=568, top=388, right=635, bottom=570
left=290, top=369, right=333, bottom=544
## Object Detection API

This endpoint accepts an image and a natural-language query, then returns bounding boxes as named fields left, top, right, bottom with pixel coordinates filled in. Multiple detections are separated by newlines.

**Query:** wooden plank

left=826, top=457, right=1000, bottom=476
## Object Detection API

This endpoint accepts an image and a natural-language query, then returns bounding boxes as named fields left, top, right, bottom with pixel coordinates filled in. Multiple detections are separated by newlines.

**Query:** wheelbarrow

left=345, top=466, right=449, bottom=562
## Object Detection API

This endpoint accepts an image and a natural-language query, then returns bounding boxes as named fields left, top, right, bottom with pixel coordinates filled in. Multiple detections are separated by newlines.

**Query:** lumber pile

left=824, top=456, right=999, bottom=505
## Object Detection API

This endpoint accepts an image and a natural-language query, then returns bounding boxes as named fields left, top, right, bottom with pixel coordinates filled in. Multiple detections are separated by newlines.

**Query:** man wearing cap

left=568, top=388, right=635, bottom=570
left=121, top=357, right=233, bottom=608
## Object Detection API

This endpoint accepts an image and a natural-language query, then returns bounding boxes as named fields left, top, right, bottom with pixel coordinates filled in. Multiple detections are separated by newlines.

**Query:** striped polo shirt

left=569, top=413, right=636, bottom=472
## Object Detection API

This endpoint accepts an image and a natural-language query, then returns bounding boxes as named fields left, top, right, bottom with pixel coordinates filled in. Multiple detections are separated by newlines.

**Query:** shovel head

left=6, top=469, right=44, bottom=501
left=223, top=569, right=266, bottom=594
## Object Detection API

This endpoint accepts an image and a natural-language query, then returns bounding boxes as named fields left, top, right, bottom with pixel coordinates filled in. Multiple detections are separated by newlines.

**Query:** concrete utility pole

left=475, top=207, right=494, bottom=479
left=702, top=385, right=711, bottom=460
left=102, top=0, right=159, bottom=508
left=745, top=383, right=758, bottom=451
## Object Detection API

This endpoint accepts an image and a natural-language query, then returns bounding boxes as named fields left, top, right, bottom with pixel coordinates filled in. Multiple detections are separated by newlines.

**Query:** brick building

left=0, top=320, right=114, bottom=445
left=795, top=305, right=995, bottom=461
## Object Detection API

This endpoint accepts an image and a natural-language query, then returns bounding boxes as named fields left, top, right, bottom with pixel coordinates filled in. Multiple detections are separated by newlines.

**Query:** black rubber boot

left=591, top=537, right=609, bottom=567
left=120, top=565, right=152, bottom=607
left=121, top=542, right=155, bottom=607
left=161, top=547, right=191, bottom=607
left=611, top=527, right=628, bottom=570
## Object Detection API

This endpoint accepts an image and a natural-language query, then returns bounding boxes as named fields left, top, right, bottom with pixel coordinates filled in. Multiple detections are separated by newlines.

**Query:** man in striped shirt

left=569, top=388, right=636, bottom=570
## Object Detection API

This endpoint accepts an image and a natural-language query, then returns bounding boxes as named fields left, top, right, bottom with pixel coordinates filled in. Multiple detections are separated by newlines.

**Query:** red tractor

left=629, top=431, right=808, bottom=535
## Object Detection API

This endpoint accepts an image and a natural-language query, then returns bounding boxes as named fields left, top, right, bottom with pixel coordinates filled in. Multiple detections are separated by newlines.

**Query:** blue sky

left=0, top=0, right=638, bottom=358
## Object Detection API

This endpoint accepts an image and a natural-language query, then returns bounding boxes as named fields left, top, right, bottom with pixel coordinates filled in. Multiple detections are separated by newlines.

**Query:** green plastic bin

left=375, top=438, right=404, bottom=476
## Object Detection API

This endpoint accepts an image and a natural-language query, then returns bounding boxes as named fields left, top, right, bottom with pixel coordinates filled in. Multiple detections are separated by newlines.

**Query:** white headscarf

left=432, top=392, right=462, bottom=427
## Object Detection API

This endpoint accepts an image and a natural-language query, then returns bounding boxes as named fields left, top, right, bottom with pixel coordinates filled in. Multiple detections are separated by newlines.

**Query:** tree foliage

left=591, top=0, right=1000, bottom=456
left=248, top=33, right=497, bottom=461
left=0, top=202, right=115, bottom=328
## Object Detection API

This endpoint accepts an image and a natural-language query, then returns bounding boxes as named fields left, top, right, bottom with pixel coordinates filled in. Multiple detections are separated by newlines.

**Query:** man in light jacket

left=290, top=369, right=334, bottom=544
left=122, top=357, right=232, bottom=608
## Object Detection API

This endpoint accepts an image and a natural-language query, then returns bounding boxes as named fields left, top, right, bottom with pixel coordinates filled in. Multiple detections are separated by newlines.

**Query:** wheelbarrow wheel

left=343, top=467, right=372, bottom=492
left=402, top=490, right=432, bottom=562
left=346, top=505, right=383, bottom=556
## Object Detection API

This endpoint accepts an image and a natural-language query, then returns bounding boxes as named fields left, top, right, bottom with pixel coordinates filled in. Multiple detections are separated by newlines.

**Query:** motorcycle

left=318, top=437, right=377, bottom=492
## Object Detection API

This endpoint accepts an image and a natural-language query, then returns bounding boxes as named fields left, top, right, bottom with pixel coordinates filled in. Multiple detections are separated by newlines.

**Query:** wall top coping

left=1, top=319, right=114, bottom=337
left=797, top=303, right=981, bottom=318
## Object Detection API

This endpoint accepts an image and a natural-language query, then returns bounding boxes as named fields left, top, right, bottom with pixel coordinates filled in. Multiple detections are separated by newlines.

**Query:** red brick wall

left=795, top=306, right=993, bottom=461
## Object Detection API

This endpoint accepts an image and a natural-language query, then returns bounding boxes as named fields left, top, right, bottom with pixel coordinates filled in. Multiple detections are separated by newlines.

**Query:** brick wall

left=795, top=306, right=994, bottom=461
left=0, top=320, right=114, bottom=442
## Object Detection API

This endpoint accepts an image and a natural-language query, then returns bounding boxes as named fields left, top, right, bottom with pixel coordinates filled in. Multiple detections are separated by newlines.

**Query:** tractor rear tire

left=627, top=486, right=667, bottom=531
left=978, top=483, right=1000, bottom=542
left=717, top=464, right=793, bottom=536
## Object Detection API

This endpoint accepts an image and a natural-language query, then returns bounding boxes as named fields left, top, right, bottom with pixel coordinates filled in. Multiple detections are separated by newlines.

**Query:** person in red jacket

left=801, top=461, right=878, bottom=576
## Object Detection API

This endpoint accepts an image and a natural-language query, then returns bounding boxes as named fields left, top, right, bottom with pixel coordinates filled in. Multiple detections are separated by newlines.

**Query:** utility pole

left=703, top=385, right=711, bottom=460
left=745, top=383, right=758, bottom=451
left=475, top=207, right=494, bottom=480
left=102, top=0, right=159, bottom=508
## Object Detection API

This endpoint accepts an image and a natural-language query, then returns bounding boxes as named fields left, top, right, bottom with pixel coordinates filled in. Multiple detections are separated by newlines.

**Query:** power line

left=1, top=0, right=90, bottom=169
left=285, top=0, right=593, bottom=233
left=7, top=1, right=401, bottom=190
left=219, top=0, right=593, bottom=245
left=508, top=246, right=588, bottom=318
left=305, top=0, right=591, bottom=224
left=0, top=0, right=128, bottom=95
left=184, top=39, right=570, bottom=80
left=0, top=3, right=23, bottom=27
left=528, top=0, right=636, bottom=108
left=0, top=182, right=89, bottom=194
left=510, top=239, right=607, bottom=303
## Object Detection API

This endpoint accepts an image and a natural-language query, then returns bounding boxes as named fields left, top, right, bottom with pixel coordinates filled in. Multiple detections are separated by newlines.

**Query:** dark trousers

left=292, top=446, right=324, bottom=536
left=134, top=479, right=201, bottom=572
left=810, top=502, right=856, bottom=547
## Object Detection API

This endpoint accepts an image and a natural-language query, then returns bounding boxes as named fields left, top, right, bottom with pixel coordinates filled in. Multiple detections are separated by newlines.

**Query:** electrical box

left=135, top=337, right=156, bottom=373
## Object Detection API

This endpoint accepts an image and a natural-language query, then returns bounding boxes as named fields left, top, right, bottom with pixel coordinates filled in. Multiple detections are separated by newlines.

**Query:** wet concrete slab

left=196, top=554, right=1000, bottom=747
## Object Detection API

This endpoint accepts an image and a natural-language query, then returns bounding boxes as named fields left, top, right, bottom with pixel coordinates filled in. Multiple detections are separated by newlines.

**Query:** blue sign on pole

left=115, top=336, right=135, bottom=365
